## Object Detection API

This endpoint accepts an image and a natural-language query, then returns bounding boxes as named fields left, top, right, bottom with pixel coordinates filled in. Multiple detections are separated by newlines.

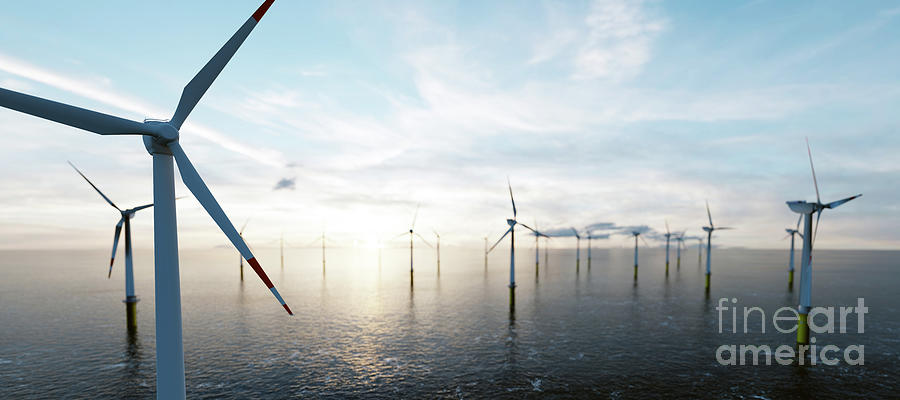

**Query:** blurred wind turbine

left=571, top=227, right=582, bottom=271
left=788, top=138, right=861, bottom=344
left=396, top=204, right=432, bottom=286
left=663, top=221, right=672, bottom=275
left=0, top=2, right=290, bottom=397
left=489, top=179, right=541, bottom=309
left=533, top=221, right=550, bottom=275
left=674, top=231, right=687, bottom=269
left=69, top=161, right=153, bottom=331
left=784, top=215, right=803, bottom=289
left=702, top=201, right=733, bottom=291
left=433, top=230, right=441, bottom=275
left=631, top=230, right=648, bottom=280
left=308, top=232, right=331, bottom=276
left=238, top=219, right=250, bottom=281
left=584, top=231, right=608, bottom=270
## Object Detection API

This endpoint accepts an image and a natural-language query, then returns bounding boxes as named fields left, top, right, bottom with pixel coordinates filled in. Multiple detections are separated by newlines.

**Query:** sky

left=0, top=0, right=898, bottom=251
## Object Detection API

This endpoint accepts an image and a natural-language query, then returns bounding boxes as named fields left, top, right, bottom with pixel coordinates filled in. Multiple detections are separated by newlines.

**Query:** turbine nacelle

left=507, top=218, right=516, bottom=226
left=786, top=200, right=820, bottom=215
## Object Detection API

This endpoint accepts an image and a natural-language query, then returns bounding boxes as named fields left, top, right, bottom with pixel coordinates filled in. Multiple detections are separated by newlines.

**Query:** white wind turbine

left=584, top=231, right=608, bottom=270
left=663, top=221, right=672, bottom=275
left=489, top=179, right=541, bottom=307
left=532, top=222, right=550, bottom=274
left=69, top=161, right=153, bottom=330
left=0, top=2, right=290, bottom=398
left=571, top=227, right=582, bottom=270
left=788, top=139, right=861, bottom=344
left=396, top=204, right=432, bottom=285
left=433, top=229, right=441, bottom=275
left=702, top=201, right=733, bottom=290
left=784, top=216, right=803, bottom=288
left=674, top=231, right=687, bottom=269
left=238, top=219, right=250, bottom=281
left=630, top=230, right=649, bottom=280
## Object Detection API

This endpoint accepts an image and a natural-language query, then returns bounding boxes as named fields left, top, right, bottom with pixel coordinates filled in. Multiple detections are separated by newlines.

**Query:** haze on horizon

left=0, top=0, right=897, bottom=251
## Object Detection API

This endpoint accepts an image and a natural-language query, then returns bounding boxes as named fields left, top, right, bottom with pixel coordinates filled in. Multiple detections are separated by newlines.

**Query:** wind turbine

left=584, top=231, right=608, bottom=270
left=397, top=204, right=432, bottom=285
left=69, top=161, right=153, bottom=331
left=784, top=216, right=803, bottom=289
left=433, top=230, right=441, bottom=275
left=674, top=231, right=687, bottom=269
left=484, top=236, right=489, bottom=270
left=663, top=221, right=672, bottom=275
left=308, top=232, right=330, bottom=276
left=788, top=139, right=861, bottom=344
left=702, top=201, right=733, bottom=291
left=571, top=227, right=582, bottom=271
left=0, top=2, right=291, bottom=398
left=697, top=238, right=704, bottom=267
left=238, top=219, right=250, bottom=281
left=489, top=179, right=541, bottom=308
left=532, top=223, right=549, bottom=275
left=631, top=231, right=648, bottom=280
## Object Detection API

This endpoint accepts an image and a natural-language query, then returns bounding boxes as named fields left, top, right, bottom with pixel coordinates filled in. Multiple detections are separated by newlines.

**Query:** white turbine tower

left=308, top=232, right=332, bottom=276
left=784, top=216, right=803, bottom=288
left=663, top=221, right=672, bottom=275
left=702, top=201, right=733, bottom=291
left=433, top=230, right=441, bottom=275
left=631, top=230, right=648, bottom=280
left=0, top=2, right=291, bottom=398
left=397, top=204, right=432, bottom=286
left=788, top=139, right=861, bottom=344
left=69, top=161, right=153, bottom=331
left=571, top=227, right=582, bottom=271
left=674, top=231, right=687, bottom=269
left=489, top=179, right=541, bottom=308
left=238, top=219, right=250, bottom=281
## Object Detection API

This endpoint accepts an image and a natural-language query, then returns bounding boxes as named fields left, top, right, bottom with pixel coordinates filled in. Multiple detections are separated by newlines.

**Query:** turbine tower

left=69, top=161, right=153, bottom=331
left=663, top=221, right=672, bottom=275
left=787, top=139, right=861, bottom=344
left=489, top=179, right=542, bottom=309
left=702, top=201, right=733, bottom=291
left=0, top=2, right=291, bottom=398
left=433, top=230, right=441, bottom=276
left=674, top=231, right=687, bottom=269
left=397, top=204, right=432, bottom=286
left=238, top=219, right=250, bottom=281
left=784, top=216, right=803, bottom=288
left=571, top=227, right=581, bottom=271
left=631, top=230, right=648, bottom=280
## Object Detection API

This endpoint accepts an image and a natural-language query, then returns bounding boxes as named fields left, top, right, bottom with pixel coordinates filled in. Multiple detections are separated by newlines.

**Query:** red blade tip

left=252, top=0, right=275, bottom=22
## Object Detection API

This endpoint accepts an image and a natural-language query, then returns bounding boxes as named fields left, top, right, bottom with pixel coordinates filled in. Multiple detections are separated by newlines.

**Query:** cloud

left=573, top=0, right=664, bottom=81
left=0, top=52, right=286, bottom=167
left=273, top=177, right=296, bottom=191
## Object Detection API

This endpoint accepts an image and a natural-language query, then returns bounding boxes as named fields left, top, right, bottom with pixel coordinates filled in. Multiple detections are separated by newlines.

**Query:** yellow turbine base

left=797, top=313, right=809, bottom=344
left=705, top=274, right=710, bottom=290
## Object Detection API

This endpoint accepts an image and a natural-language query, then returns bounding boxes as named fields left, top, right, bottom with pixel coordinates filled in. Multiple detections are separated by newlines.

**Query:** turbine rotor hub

left=507, top=219, right=516, bottom=226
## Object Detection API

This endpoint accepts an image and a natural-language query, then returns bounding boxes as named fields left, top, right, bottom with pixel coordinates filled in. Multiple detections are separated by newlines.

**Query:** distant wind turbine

left=702, top=201, right=733, bottom=291
left=433, top=230, right=441, bottom=275
left=674, top=231, right=687, bottom=269
left=663, top=221, right=672, bottom=275
left=787, top=138, right=861, bottom=344
left=631, top=230, right=648, bottom=280
left=396, top=204, right=432, bottom=285
left=571, top=227, right=582, bottom=271
left=0, top=2, right=291, bottom=397
left=238, top=219, right=250, bottom=281
left=69, top=161, right=153, bottom=331
left=784, top=216, right=803, bottom=288
left=584, top=231, right=608, bottom=270
left=489, top=179, right=542, bottom=308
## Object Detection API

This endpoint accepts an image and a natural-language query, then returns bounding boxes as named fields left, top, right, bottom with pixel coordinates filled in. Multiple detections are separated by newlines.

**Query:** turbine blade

left=415, top=232, right=433, bottom=248
left=240, top=219, right=250, bottom=235
left=706, top=200, right=713, bottom=227
left=169, top=0, right=276, bottom=129
left=640, top=235, right=649, bottom=246
left=812, top=210, right=822, bottom=250
left=796, top=214, right=803, bottom=231
left=0, top=87, right=148, bottom=136
left=570, top=227, right=580, bottom=239
left=392, top=232, right=409, bottom=240
left=169, top=142, right=292, bottom=315
left=806, top=137, right=821, bottom=204
left=131, top=203, right=154, bottom=212
left=489, top=227, right=513, bottom=252
left=411, top=203, right=420, bottom=230
left=519, top=223, right=539, bottom=234
left=109, top=217, right=124, bottom=278
left=825, top=194, right=862, bottom=209
left=507, top=177, right=516, bottom=217
left=68, top=161, right=120, bottom=211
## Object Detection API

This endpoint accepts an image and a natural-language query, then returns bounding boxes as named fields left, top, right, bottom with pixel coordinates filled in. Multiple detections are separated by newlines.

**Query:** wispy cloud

left=273, top=177, right=296, bottom=191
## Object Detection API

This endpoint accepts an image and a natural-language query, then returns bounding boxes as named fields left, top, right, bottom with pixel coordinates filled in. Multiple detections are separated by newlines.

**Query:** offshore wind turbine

left=697, top=238, right=704, bottom=267
left=69, top=161, right=153, bottom=331
left=308, top=232, right=330, bottom=276
left=630, top=231, right=648, bottom=280
left=397, top=204, right=432, bottom=285
left=532, top=223, right=550, bottom=275
left=702, top=201, right=733, bottom=291
left=663, top=221, right=672, bottom=275
left=788, top=139, right=861, bottom=344
left=433, top=230, right=441, bottom=275
left=584, top=231, right=608, bottom=270
left=489, top=179, right=541, bottom=308
left=238, top=219, right=249, bottom=281
left=674, top=231, right=687, bottom=269
left=0, top=2, right=291, bottom=397
left=784, top=216, right=803, bottom=288
left=571, top=228, right=582, bottom=271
